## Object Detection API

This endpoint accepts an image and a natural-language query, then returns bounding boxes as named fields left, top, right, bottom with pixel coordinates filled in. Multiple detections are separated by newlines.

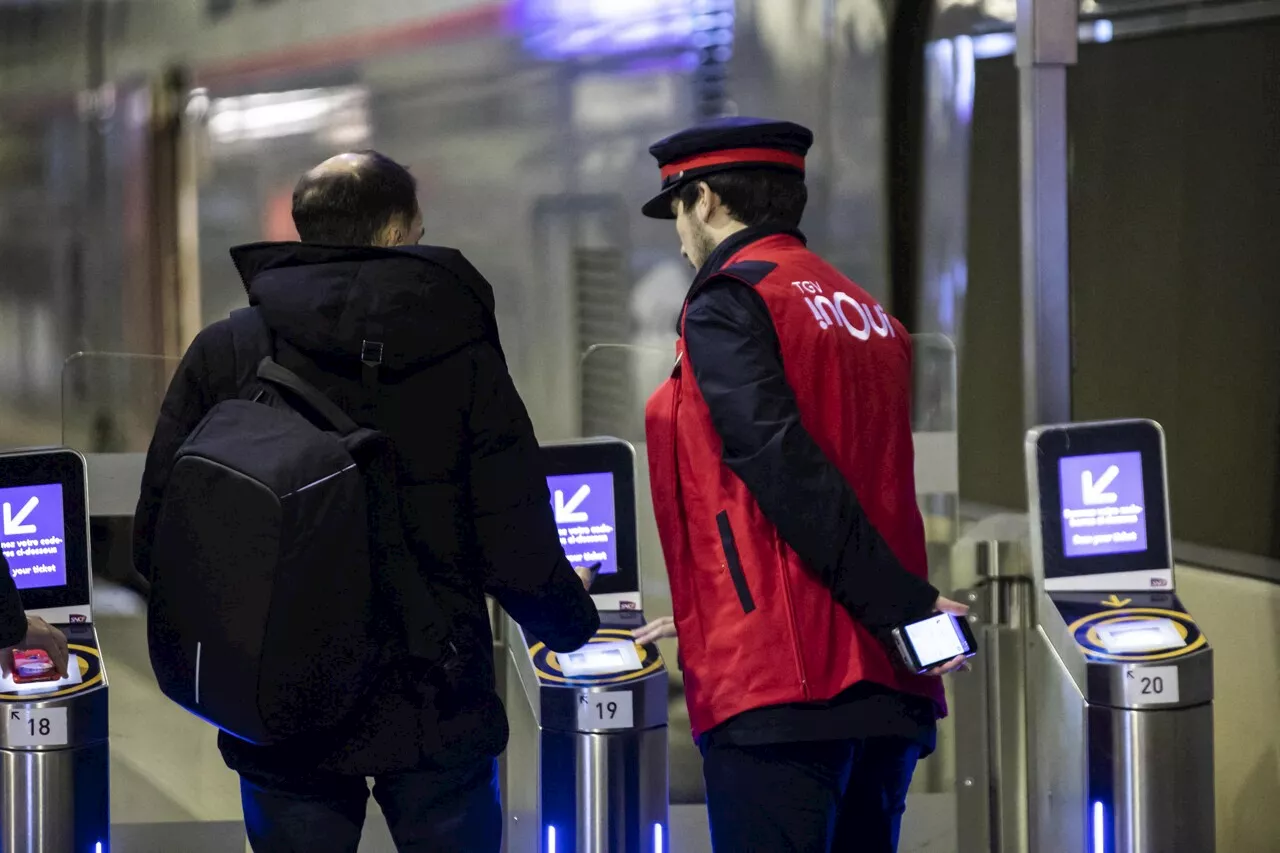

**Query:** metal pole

left=1016, top=0, right=1077, bottom=428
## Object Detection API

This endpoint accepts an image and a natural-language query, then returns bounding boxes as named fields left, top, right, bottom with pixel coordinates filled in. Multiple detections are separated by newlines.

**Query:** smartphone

left=890, top=612, right=978, bottom=674
left=11, top=649, right=60, bottom=684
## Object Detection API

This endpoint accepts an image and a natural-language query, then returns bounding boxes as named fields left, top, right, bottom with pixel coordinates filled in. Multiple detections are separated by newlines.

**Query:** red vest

left=644, top=234, right=945, bottom=740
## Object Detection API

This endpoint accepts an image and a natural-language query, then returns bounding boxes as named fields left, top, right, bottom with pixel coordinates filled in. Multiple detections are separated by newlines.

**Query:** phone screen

left=11, top=649, right=60, bottom=684
left=903, top=613, right=971, bottom=668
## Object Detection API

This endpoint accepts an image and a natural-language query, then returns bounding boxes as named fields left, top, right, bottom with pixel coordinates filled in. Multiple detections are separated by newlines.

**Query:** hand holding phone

left=0, top=616, right=70, bottom=680
left=891, top=596, right=977, bottom=676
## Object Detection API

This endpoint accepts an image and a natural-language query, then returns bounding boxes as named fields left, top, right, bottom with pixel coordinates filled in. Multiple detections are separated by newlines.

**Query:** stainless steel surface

left=952, top=531, right=1033, bottom=853
left=500, top=638, right=539, bottom=853
left=988, top=608, right=1030, bottom=853
left=1095, top=702, right=1216, bottom=853
left=571, top=728, right=668, bottom=853
left=0, top=742, right=110, bottom=853
left=1016, top=0, right=1077, bottom=428
left=575, top=733, right=610, bottom=853
left=1026, top=627, right=1088, bottom=853
left=951, top=601, right=994, bottom=853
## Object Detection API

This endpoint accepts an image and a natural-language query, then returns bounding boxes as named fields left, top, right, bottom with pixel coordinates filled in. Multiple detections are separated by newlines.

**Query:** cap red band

left=660, top=147, right=806, bottom=183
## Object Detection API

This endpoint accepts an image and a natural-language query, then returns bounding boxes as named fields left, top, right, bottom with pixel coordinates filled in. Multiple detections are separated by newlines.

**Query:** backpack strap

left=256, top=358, right=360, bottom=437
left=228, top=307, right=274, bottom=398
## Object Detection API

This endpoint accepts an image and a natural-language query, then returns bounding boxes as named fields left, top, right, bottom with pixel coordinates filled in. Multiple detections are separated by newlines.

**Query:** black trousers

left=701, top=736, right=923, bottom=853
left=238, top=758, right=501, bottom=853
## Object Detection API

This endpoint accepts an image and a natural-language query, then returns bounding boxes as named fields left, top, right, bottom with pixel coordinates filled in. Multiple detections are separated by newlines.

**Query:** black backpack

left=146, top=308, right=450, bottom=745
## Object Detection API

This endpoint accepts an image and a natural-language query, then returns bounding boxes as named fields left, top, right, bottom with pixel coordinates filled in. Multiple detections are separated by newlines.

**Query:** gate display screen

left=547, top=472, right=618, bottom=576
left=541, top=440, right=638, bottom=599
left=1030, top=421, right=1172, bottom=591
left=0, top=450, right=90, bottom=613
left=0, top=482, right=68, bottom=591
left=1059, top=452, right=1147, bottom=558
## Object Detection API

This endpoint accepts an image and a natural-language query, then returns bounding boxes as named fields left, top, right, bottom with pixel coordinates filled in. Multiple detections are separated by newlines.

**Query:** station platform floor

left=93, top=580, right=958, bottom=853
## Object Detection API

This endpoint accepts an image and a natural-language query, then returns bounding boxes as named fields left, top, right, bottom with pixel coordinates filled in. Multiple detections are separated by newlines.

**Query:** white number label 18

left=1122, top=665, right=1180, bottom=706
left=576, top=691, right=634, bottom=730
left=7, top=708, right=68, bottom=747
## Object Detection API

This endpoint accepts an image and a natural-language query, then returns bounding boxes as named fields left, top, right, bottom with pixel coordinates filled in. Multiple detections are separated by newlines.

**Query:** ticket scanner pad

left=1022, top=421, right=1214, bottom=853
left=502, top=438, right=668, bottom=853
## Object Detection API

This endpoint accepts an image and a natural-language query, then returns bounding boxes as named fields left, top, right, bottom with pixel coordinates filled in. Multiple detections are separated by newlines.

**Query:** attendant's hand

left=922, top=595, right=971, bottom=677
left=633, top=616, right=677, bottom=646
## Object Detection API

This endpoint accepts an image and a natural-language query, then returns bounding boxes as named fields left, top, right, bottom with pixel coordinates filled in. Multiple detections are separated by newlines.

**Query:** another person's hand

left=921, top=594, right=972, bottom=676
left=573, top=562, right=601, bottom=591
left=633, top=616, right=677, bottom=646
left=0, top=616, right=70, bottom=679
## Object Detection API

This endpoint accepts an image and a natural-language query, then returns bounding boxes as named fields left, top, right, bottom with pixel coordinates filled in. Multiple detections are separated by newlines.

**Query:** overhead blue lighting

left=1093, top=801, right=1105, bottom=853
left=514, top=0, right=735, bottom=61
left=1093, top=19, right=1114, bottom=43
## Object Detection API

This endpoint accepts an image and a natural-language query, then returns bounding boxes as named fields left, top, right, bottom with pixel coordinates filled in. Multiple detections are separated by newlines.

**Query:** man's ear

left=696, top=181, right=725, bottom=223
left=377, top=217, right=405, bottom=247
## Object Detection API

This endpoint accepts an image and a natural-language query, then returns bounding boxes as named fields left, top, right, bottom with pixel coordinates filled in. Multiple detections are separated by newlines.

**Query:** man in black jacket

left=133, top=150, right=599, bottom=853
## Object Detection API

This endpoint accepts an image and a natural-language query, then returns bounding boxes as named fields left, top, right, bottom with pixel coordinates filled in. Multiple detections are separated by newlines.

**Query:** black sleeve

left=0, top=553, right=26, bottom=648
left=466, top=343, right=599, bottom=652
left=132, top=328, right=220, bottom=582
left=683, top=278, right=938, bottom=630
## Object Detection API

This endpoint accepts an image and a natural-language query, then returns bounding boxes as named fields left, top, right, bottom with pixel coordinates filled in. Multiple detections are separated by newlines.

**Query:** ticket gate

left=954, top=419, right=1214, bottom=853
left=501, top=438, right=669, bottom=853
left=0, top=448, right=111, bottom=853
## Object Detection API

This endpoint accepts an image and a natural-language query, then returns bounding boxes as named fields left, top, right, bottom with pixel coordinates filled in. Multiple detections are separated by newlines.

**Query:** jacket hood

left=229, top=242, right=500, bottom=371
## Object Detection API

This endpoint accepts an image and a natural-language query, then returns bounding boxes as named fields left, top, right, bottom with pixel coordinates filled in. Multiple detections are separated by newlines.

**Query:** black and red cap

left=641, top=116, right=814, bottom=220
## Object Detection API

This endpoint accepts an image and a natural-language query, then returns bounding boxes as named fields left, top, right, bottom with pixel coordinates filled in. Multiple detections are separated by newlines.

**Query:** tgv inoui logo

left=792, top=280, right=895, bottom=341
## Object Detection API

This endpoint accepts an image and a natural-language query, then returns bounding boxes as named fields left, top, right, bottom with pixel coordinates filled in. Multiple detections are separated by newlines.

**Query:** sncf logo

left=791, top=281, right=895, bottom=341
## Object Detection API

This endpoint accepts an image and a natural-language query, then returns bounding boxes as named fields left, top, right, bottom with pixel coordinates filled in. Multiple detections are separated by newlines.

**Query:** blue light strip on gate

left=547, top=825, right=557, bottom=853
left=654, top=822, right=664, bottom=852
left=1093, top=801, right=1105, bottom=853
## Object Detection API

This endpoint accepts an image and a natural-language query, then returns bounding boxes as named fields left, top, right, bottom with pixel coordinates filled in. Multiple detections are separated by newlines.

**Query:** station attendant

left=632, top=117, right=968, bottom=853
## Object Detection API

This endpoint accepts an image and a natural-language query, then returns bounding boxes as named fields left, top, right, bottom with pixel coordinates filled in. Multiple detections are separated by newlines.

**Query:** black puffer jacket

left=133, top=243, right=599, bottom=776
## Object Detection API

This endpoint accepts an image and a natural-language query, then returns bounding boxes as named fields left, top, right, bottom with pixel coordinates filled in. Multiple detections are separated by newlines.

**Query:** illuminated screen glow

left=903, top=613, right=970, bottom=668
left=1, top=483, right=67, bottom=592
left=1059, top=452, right=1148, bottom=558
left=514, top=0, right=734, bottom=59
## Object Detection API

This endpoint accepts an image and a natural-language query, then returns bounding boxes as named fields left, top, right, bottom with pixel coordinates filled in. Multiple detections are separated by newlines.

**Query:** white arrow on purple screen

left=554, top=485, right=591, bottom=524
left=2, top=497, right=39, bottom=536
left=1082, top=466, right=1120, bottom=506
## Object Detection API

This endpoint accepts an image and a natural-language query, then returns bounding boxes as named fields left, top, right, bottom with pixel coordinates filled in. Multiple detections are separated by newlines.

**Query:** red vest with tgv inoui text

left=644, top=233, right=945, bottom=740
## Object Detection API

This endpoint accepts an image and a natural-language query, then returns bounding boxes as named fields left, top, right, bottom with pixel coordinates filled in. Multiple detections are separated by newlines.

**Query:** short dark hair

left=676, top=168, right=808, bottom=229
left=291, top=150, right=418, bottom=245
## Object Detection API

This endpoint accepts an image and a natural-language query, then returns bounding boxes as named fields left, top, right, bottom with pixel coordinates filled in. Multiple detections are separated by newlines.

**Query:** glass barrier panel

left=62, top=352, right=181, bottom=455
left=62, top=353, right=181, bottom=592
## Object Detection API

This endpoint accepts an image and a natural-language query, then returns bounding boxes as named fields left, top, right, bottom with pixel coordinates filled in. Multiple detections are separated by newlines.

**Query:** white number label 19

left=1122, top=665, right=1180, bottom=706
left=577, top=691, right=634, bottom=730
left=7, top=708, right=68, bottom=747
